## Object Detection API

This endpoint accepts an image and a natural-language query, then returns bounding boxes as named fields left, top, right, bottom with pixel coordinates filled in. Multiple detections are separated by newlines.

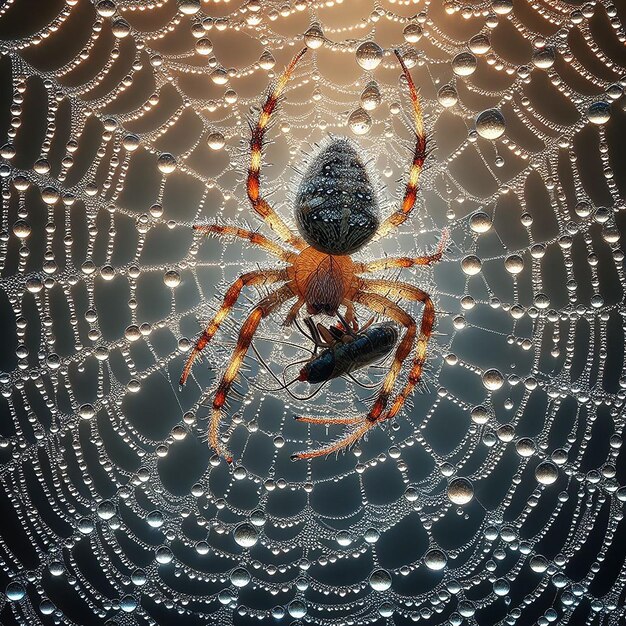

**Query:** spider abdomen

left=295, top=138, right=379, bottom=255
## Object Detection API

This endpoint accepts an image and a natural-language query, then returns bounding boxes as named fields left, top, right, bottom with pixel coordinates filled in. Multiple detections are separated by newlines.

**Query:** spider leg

left=210, top=284, right=295, bottom=462
left=357, top=229, right=449, bottom=273
left=193, top=224, right=296, bottom=262
left=372, top=49, right=427, bottom=242
left=291, top=292, right=416, bottom=460
left=180, top=268, right=289, bottom=387
left=361, top=279, right=436, bottom=421
left=343, top=301, right=358, bottom=331
left=283, top=297, right=304, bottom=326
left=354, top=291, right=417, bottom=421
left=248, top=48, right=308, bottom=250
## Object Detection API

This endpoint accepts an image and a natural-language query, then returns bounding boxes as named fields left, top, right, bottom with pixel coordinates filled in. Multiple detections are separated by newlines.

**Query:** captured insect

left=180, top=47, right=448, bottom=462
left=295, top=316, right=399, bottom=386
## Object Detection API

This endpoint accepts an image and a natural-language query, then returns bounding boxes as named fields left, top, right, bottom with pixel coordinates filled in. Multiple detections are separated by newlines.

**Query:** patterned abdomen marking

left=295, top=138, right=380, bottom=255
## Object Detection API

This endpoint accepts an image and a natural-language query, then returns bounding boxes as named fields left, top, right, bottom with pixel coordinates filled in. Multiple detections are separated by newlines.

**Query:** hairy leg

left=357, top=229, right=448, bottom=273
left=248, top=48, right=308, bottom=250
left=180, top=268, right=289, bottom=387
left=292, top=292, right=416, bottom=460
left=210, top=285, right=294, bottom=462
left=284, top=297, right=304, bottom=326
left=361, top=278, right=436, bottom=420
left=373, top=49, right=427, bottom=241
left=193, top=224, right=296, bottom=262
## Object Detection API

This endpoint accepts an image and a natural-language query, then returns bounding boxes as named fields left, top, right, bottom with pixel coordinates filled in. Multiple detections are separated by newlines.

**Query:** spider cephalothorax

left=180, top=47, right=448, bottom=462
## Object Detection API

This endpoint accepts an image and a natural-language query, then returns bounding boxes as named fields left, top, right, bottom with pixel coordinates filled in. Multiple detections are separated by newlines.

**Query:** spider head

left=306, top=301, right=337, bottom=316
left=295, top=137, right=379, bottom=255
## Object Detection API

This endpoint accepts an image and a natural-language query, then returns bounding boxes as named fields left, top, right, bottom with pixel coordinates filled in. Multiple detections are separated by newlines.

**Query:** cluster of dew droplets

left=0, top=0, right=625, bottom=624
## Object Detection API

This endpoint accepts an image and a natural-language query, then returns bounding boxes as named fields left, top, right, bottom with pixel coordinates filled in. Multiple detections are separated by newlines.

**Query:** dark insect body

left=298, top=322, right=399, bottom=384
left=181, top=47, right=448, bottom=462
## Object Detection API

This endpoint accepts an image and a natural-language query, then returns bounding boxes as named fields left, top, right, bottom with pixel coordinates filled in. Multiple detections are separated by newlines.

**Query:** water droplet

left=475, top=109, right=506, bottom=139
left=234, top=523, right=258, bottom=547
left=304, top=23, right=324, bottom=49
left=369, top=568, right=392, bottom=591
left=461, top=255, right=482, bottom=275
left=587, top=102, right=611, bottom=125
left=157, top=153, right=177, bottom=174
left=438, top=84, right=458, bottom=108
left=447, top=477, right=474, bottom=505
left=482, top=369, right=504, bottom=391
left=356, top=41, right=383, bottom=70
left=452, top=52, right=477, bottom=76
left=6, top=582, right=25, bottom=601
left=163, top=270, right=181, bottom=287
left=348, top=107, right=372, bottom=135
left=535, top=461, right=558, bottom=485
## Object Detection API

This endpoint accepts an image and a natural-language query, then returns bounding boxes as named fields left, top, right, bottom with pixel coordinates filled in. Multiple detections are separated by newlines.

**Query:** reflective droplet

left=356, top=41, right=383, bottom=70
left=535, top=461, right=558, bottom=485
left=448, top=478, right=474, bottom=505
left=304, top=23, right=324, bottom=49
left=157, top=153, right=177, bottom=174
left=532, top=47, right=555, bottom=69
left=425, top=549, right=448, bottom=570
left=504, top=254, right=524, bottom=274
left=482, top=369, right=504, bottom=391
left=234, top=523, right=258, bottom=547
left=230, top=567, right=251, bottom=587
left=163, top=270, right=181, bottom=287
left=6, top=582, right=25, bottom=601
left=369, top=568, right=392, bottom=591
left=195, top=38, right=213, bottom=55
left=475, top=109, right=506, bottom=139
left=587, top=102, right=611, bottom=125
left=178, top=0, right=200, bottom=15
left=452, top=52, right=477, bottom=76
left=403, top=23, right=422, bottom=43
left=348, top=107, right=372, bottom=135
left=461, top=255, right=482, bottom=275
left=288, top=600, right=307, bottom=618
left=437, top=84, right=458, bottom=108
left=361, top=81, right=381, bottom=111
left=469, top=34, right=491, bottom=55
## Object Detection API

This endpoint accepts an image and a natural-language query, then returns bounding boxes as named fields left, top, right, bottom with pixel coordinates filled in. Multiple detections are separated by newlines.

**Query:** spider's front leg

left=209, top=284, right=294, bottom=462
left=372, top=50, right=428, bottom=242
left=247, top=48, right=308, bottom=250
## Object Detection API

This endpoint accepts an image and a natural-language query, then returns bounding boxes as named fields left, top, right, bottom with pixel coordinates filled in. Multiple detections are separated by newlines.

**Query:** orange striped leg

left=248, top=48, right=308, bottom=250
left=180, top=268, right=288, bottom=387
left=193, top=224, right=296, bottom=262
left=284, top=297, right=304, bottom=326
left=362, top=279, right=435, bottom=421
left=210, top=285, right=294, bottom=462
left=373, top=49, right=427, bottom=242
left=356, top=229, right=449, bottom=273
left=292, top=292, right=416, bottom=460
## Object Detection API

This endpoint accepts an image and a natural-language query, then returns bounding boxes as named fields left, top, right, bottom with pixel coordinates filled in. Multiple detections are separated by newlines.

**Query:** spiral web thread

left=1, top=0, right=626, bottom=624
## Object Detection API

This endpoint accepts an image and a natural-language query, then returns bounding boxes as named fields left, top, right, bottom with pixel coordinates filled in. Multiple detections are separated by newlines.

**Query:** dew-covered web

left=1, top=0, right=626, bottom=624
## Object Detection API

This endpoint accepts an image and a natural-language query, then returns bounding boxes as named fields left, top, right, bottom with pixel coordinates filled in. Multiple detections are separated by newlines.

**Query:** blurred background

left=0, top=0, right=625, bottom=624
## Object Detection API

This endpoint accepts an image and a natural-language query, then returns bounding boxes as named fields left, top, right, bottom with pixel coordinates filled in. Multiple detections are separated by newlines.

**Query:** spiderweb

left=1, top=0, right=625, bottom=624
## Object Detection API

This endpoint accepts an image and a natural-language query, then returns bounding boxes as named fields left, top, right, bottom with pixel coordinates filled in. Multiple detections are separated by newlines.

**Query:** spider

left=180, top=47, right=448, bottom=462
